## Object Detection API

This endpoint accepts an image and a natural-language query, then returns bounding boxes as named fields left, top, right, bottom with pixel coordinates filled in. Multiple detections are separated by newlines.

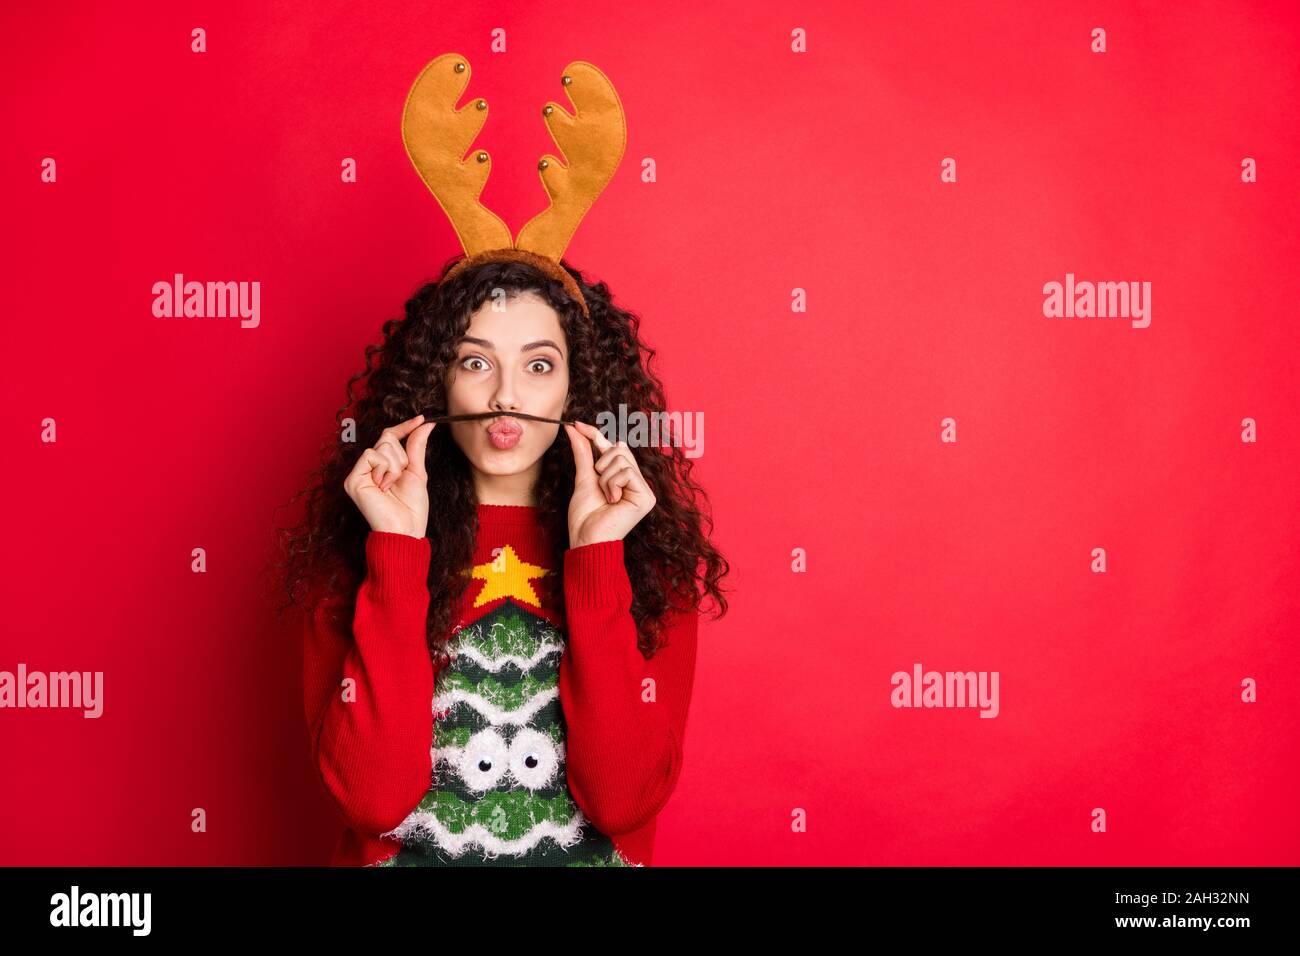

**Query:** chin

left=453, top=423, right=556, bottom=475
left=470, top=446, right=542, bottom=475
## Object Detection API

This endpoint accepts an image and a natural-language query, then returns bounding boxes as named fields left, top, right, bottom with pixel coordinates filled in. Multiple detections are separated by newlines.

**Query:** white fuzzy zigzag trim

left=452, top=641, right=562, bottom=673
left=431, top=686, right=558, bottom=725
left=381, top=812, right=586, bottom=858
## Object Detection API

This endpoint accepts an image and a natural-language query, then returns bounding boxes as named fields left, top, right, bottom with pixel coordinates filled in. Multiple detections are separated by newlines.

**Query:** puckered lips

left=486, top=416, right=523, bottom=449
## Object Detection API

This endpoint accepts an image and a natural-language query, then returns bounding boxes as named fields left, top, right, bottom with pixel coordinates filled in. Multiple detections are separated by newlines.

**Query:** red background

left=2, top=0, right=1298, bottom=864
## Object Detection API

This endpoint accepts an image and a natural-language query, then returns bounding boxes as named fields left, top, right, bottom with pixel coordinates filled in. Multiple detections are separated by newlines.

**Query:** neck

left=473, top=467, right=540, bottom=507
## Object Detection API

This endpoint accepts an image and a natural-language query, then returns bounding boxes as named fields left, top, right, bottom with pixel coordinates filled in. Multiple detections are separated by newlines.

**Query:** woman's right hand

left=343, top=414, right=437, bottom=538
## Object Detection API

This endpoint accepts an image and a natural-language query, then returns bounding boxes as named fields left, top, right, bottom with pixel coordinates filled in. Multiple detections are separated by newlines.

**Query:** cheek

left=550, top=372, right=570, bottom=410
left=445, top=374, right=477, bottom=409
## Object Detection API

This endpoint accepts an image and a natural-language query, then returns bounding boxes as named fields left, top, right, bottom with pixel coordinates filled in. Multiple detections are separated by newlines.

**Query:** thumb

left=565, top=423, right=596, bottom=487
left=404, top=420, right=436, bottom=480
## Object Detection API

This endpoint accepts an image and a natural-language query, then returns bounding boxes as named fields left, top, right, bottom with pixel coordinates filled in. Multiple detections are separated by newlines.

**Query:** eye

left=455, top=729, right=510, bottom=793
left=461, top=355, right=490, bottom=372
left=528, top=358, right=554, bottom=374
left=507, top=727, right=561, bottom=790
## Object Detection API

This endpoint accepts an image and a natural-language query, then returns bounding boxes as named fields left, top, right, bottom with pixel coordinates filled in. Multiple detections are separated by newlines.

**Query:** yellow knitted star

left=468, top=545, right=550, bottom=609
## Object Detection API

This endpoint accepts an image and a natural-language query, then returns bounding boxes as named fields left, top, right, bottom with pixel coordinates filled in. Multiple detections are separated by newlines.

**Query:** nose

left=489, top=373, right=521, bottom=413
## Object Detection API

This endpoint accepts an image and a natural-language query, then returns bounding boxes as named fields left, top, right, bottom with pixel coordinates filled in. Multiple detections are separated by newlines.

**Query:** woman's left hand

left=564, top=420, right=656, bottom=547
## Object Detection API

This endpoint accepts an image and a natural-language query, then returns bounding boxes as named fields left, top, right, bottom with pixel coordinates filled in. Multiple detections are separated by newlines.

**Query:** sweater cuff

left=364, top=531, right=432, bottom=602
left=564, top=539, right=633, bottom=609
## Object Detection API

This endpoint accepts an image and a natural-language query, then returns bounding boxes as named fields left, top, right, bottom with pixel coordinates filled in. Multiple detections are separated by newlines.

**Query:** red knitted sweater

left=301, top=503, right=699, bottom=866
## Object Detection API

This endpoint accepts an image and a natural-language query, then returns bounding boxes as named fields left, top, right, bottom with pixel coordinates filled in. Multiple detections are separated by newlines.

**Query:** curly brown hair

left=269, top=254, right=730, bottom=667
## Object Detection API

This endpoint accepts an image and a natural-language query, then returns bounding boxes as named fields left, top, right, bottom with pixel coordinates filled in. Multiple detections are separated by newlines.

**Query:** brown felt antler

left=400, top=53, right=627, bottom=316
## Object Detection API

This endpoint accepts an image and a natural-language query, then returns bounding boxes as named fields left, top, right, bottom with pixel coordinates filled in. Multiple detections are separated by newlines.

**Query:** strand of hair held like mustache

left=424, top=411, right=584, bottom=427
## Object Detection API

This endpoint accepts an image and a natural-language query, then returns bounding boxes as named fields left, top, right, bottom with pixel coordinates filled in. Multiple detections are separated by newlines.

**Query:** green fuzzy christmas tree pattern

left=376, top=599, right=632, bottom=866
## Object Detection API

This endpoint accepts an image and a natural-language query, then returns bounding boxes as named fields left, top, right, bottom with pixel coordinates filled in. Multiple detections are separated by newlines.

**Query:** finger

left=574, top=420, right=615, bottom=456
left=373, top=443, right=405, bottom=491
left=374, top=416, right=422, bottom=490
left=565, top=423, right=596, bottom=485
left=376, top=413, right=428, bottom=451
left=600, top=465, right=636, bottom=503
left=593, top=441, right=636, bottom=475
left=371, top=459, right=392, bottom=493
left=346, top=448, right=386, bottom=492
left=597, top=462, right=633, bottom=496
left=404, top=421, right=437, bottom=480
left=375, top=434, right=410, bottom=472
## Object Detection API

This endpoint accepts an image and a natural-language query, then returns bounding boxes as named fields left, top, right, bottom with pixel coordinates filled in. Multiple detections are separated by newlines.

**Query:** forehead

left=462, top=293, right=565, bottom=350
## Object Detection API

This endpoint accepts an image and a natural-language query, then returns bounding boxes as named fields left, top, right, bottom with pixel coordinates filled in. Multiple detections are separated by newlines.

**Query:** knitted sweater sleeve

left=302, top=531, right=436, bottom=835
left=559, top=539, right=700, bottom=835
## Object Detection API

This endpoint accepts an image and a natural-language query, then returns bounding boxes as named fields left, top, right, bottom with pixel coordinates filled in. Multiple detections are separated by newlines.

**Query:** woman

left=277, top=254, right=730, bottom=866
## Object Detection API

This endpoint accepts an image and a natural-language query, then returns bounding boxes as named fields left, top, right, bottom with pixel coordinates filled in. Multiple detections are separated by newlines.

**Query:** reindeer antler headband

left=401, top=52, right=628, bottom=317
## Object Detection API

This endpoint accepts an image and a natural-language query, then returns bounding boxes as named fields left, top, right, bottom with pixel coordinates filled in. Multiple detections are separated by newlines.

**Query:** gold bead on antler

left=454, top=62, right=465, bottom=73
left=476, top=99, right=486, bottom=110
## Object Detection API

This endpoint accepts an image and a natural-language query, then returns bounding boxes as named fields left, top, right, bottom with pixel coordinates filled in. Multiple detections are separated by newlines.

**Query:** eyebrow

left=457, top=336, right=565, bottom=356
